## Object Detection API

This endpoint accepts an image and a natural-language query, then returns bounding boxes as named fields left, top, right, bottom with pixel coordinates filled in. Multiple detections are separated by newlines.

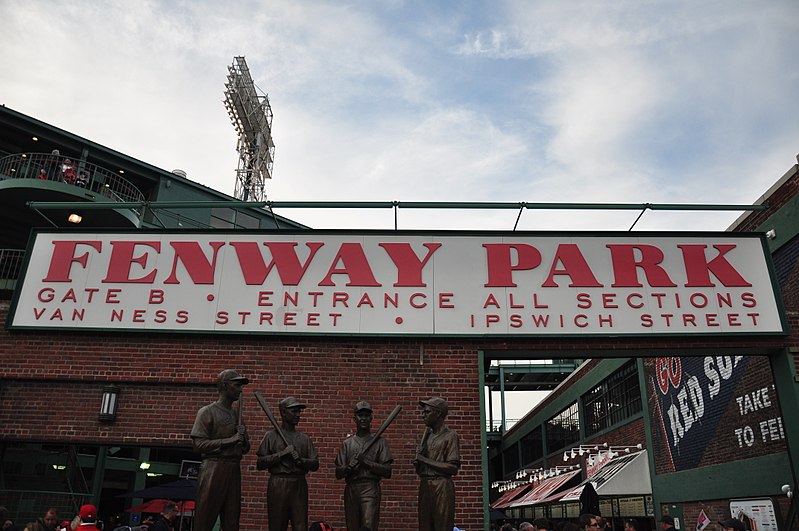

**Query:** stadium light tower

left=223, top=56, right=275, bottom=202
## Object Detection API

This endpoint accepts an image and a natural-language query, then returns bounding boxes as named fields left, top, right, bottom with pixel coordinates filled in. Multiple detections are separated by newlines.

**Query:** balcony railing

left=0, top=249, right=25, bottom=289
left=0, top=152, right=145, bottom=203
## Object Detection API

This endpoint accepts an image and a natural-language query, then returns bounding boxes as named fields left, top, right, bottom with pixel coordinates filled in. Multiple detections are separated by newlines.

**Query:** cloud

left=1, top=0, right=797, bottom=233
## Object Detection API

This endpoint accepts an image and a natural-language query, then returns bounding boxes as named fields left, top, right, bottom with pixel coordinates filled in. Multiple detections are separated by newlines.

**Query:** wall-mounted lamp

left=68, top=213, right=82, bottom=224
left=99, top=384, right=120, bottom=422
left=782, top=484, right=793, bottom=499
left=140, top=462, right=151, bottom=470
left=563, top=443, right=608, bottom=461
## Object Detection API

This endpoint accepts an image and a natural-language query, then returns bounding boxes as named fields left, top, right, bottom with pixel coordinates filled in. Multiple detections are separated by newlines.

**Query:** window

left=503, top=442, right=520, bottom=474
left=521, top=426, right=543, bottom=465
left=583, top=360, right=642, bottom=436
left=545, top=402, right=580, bottom=452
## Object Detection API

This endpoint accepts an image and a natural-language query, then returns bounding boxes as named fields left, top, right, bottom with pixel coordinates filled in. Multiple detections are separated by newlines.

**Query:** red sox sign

left=8, top=230, right=785, bottom=336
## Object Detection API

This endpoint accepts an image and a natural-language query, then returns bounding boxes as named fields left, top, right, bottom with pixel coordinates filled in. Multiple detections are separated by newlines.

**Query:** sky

left=2, top=1, right=797, bottom=420
left=1, top=0, right=798, bottom=234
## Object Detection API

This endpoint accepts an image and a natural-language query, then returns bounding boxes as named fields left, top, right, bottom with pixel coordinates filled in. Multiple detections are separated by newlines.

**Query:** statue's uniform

left=191, top=402, right=248, bottom=531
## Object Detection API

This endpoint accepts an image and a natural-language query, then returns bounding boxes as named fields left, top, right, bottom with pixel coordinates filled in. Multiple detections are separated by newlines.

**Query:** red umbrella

left=126, top=499, right=195, bottom=513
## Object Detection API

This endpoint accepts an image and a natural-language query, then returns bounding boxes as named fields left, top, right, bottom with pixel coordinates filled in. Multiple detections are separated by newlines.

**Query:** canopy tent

left=491, top=483, right=535, bottom=509
left=508, top=469, right=581, bottom=508
left=559, top=450, right=651, bottom=502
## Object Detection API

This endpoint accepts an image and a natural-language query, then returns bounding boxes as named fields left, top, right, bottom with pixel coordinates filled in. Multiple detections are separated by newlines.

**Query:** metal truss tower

left=223, top=56, right=275, bottom=202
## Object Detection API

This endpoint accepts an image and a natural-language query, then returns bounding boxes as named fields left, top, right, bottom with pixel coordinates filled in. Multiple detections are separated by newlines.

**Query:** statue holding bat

left=191, top=369, right=250, bottom=531
left=255, top=394, right=319, bottom=531
left=334, top=401, right=399, bottom=531
left=413, top=397, right=461, bottom=531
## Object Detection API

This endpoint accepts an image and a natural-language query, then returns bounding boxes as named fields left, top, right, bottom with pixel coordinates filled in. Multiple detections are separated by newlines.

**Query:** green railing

left=0, top=153, right=145, bottom=203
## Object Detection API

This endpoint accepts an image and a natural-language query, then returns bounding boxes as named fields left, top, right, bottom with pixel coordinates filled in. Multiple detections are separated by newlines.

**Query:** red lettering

left=164, top=242, right=225, bottom=284
left=357, top=293, right=374, bottom=308
left=483, top=244, right=542, bottom=287
left=105, top=289, right=121, bottom=303
left=602, top=293, right=618, bottom=308
left=229, top=242, right=324, bottom=285
left=149, top=289, right=164, bottom=304
left=38, top=288, right=55, bottom=302
left=379, top=242, right=441, bottom=287
left=332, top=292, right=349, bottom=307
left=102, top=241, right=160, bottom=283
left=438, top=293, right=454, bottom=308
left=678, top=244, right=752, bottom=287
left=43, top=240, right=102, bottom=282
left=258, top=291, right=274, bottom=306
left=627, top=293, right=644, bottom=308
left=284, top=312, right=297, bottom=326
left=483, top=293, right=500, bottom=308
left=542, top=244, right=602, bottom=287
left=410, top=293, right=427, bottom=308
left=319, top=243, right=381, bottom=287
left=607, top=244, right=676, bottom=287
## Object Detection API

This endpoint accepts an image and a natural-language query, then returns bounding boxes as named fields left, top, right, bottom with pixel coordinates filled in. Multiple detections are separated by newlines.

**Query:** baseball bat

left=360, top=404, right=402, bottom=457
left=254, top=391, right=292, bottom=449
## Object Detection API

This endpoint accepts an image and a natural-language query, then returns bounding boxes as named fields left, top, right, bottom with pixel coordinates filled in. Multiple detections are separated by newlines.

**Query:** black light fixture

left=99, top=384, right=120, bottom=422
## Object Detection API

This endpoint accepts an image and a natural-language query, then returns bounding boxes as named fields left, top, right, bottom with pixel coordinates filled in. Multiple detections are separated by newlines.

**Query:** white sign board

left=8, top=231, right=785, bottom=336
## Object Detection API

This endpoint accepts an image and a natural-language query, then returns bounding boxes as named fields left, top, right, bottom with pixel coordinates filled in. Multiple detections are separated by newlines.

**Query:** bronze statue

left=191, top=369, right=250, bottom=531
left=256, top=396, right=319, bottom=531
left=334, top=401, right=396, bottom=531
left=413, top=397, right=461, bottom=531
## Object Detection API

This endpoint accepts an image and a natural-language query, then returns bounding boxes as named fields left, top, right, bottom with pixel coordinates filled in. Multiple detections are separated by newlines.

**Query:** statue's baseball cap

left=354, top=400, right=373, bottom=413
left=217, top=369, right=249, bottom=385
left=280, top=396, right=306, bottom=409
left=419, top=397, right=448, bottom=415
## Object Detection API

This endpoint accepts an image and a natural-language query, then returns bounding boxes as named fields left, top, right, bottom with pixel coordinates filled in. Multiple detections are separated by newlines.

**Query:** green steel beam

left=27, top=200, right=769, bottom=212
left=487, top=363, right=581, bottom=376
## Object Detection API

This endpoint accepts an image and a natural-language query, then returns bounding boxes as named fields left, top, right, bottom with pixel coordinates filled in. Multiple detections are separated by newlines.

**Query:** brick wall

left=0, top=305, right=485, bottom=530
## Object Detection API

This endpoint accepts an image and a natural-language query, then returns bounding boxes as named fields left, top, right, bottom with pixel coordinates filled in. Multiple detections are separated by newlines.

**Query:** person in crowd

left=414, top=397, right=461, bottom=531
left=718, top=518, right=744, bottom=531
left=76, top=506, right=101, bottom=531
left=41, top=509, right=58, bottom=531
left=623, top=519, right=638, bottom=531
left=596, top=517, right=610, bottom=531
left=150, top=502, right=178, bottom=531
left=519, top=522, right=535, bottom=531
left=257, top=396, right=319, bottom=531
left=579, top=514, right=599, bottom=531
left=138, top=516, right=154, bottom=531
left=23, top=523, right=45, bottom=531
left=658, top=515, right=676, bottom=531
left=38, top=167, right=48, bottom=180
left=61, top=159, right=77, bottom=184
left=534, top=518, right=551, bottom=531
left=562, top=524, right=581, bottom=531
left=308, top=523, right=332, bottom=531
left=191, top=369, right=250, bottom=531
left=335, top=401, right=393, bottom=531
left=76, top=171, right=88, bottom=187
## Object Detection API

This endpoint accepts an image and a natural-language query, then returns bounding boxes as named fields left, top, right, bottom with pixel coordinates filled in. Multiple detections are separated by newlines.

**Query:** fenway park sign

left=8, top=231, right=785, bottom=336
